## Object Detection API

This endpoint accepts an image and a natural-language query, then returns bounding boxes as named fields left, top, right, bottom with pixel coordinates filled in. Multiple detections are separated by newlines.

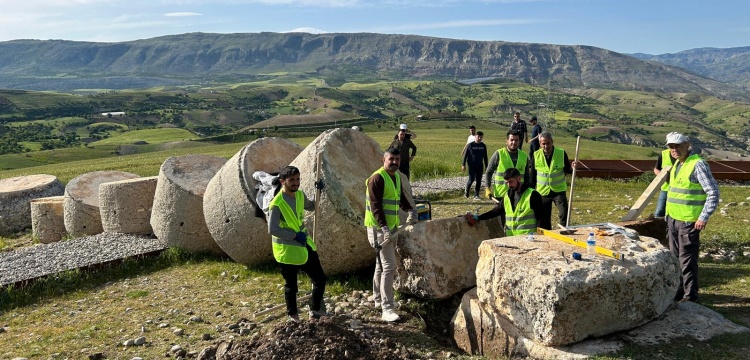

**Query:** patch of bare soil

left=212, top=317, right=417, bottom=360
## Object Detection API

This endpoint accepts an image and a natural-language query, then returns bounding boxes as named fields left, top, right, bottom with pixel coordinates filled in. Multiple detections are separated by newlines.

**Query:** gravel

left=0, top=177, right=459, bottom=287
left=0, top=233, right=167, bottom=286
left=411, top=176, right=470, bottom=196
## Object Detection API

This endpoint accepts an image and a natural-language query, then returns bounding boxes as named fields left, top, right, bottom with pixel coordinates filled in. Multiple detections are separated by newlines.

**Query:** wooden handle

left=566, top=136, right=581, bottom=227
left=313, top=152, right=323, bottom=244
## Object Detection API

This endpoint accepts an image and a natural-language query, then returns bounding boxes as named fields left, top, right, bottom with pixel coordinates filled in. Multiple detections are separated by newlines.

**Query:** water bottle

left=527, top=232, right=535, bottom=242
left=586, top=232, right=596, bottom=259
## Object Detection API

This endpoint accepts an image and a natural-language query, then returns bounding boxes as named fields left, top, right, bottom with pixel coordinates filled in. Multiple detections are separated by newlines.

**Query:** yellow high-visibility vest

left=364, top=167, right=401, bottom=230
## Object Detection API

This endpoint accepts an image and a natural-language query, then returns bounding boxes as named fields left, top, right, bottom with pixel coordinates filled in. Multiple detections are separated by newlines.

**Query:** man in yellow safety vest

left=268, top=166, right=327, bottom=322
left=467, top=168, right=542, bottom=236
left=485, top=130, right=529, bottom=200
left=665, top=132, right=719, bottom=303
left=529, top=132, right=576, bottom=230
left=364, top=147, right=414, bottom=322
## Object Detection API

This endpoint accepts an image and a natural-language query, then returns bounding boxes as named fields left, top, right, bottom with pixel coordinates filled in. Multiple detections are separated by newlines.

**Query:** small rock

left=231, top=275, right=239, bottom=281
left=189, top=316, right=203, bottom=323
left=0, top=327, right=5, bottom=333
left=186, top=310, right=194, bottom=315
left=123, top=339, right=135, bottom=346
left=132, top=358, right=144, bottom=360
left=176, top=349, right=187, bottom=358
left=214, top=311, right=222, bottom=317
left=173, top=328, right=185, bottom=336
left=125, top=308, right=133, bottom=312
left=586, top=209, right=593, bottom=214
left=158, top=323, right=169, bottom=328
left=220, top=271, right=227, bottom=277
left=88, top=353, right=104, bottom=360
left=171, top=344, right=183, bottom=353
left=134, top=336, right=146, bottom=346
left=202, top=333, right=212, bottom=340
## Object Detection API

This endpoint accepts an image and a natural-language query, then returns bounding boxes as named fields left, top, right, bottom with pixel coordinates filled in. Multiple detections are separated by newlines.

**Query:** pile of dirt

left=208, top=317, right=415, bottom=360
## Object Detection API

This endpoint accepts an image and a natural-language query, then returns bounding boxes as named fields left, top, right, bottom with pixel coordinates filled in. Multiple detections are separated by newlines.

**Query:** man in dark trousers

left=390, top=124, right=417, bottom=179
left=529, top=132, right=576, bottom=229
left=364, top=147, right=414, bottom=322
left=510, top=112, right=528, bottom=150
left=467, top=168, right=543, bottom=236
left=528, top=116, right=542, bottom=154
left=462, top=131, right=488, bottom=200
left=268, top=166, right=327, bottom=322
left=665, top=132, right=719, bottom=303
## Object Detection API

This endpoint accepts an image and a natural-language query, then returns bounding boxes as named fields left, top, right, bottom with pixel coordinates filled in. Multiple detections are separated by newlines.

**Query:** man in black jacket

left=462, top=131, right=488, bottom=200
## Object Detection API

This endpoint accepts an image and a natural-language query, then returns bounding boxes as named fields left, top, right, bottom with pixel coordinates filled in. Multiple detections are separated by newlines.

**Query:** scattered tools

left=557, top=224, right=576, bottom=235
left=537, top=227, right=625, bottom=261
left=561, top=251, right=570, bottom=264
left=566, top=223, right=639, bottom=240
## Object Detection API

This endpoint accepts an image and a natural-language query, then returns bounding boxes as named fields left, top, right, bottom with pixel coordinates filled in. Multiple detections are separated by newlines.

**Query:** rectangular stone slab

left=475, top=234, right=680, bottom=346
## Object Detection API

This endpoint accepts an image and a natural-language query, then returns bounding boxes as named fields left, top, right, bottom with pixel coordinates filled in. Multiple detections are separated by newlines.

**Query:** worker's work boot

left=382, top=309, right=401, bottom=322
left=406, top=210, right=418, bottom=225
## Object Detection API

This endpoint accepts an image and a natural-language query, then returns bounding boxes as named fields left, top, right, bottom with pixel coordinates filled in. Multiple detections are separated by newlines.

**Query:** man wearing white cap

left=664, top=132, right=719, bottom=303
left=390, top=124, right=417, bottom=179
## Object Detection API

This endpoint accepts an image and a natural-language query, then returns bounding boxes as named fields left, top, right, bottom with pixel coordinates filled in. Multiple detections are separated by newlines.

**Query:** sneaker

left=309, top=310, right=327, bottom=320
left=381, top=309, right=401, bottom=322
left=473, top=196, right=481, bottom=201
left=287, top=314, right=300, bottom=323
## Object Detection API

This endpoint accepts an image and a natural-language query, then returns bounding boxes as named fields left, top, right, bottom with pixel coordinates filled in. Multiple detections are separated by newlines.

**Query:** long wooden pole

left=565, top=136, right=581, bottom=227
left=313, top=152, right=323, bottom=245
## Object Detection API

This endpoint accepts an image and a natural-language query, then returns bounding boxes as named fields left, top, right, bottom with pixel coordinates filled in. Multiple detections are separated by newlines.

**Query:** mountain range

left=0, top=32, right=747, bottom=100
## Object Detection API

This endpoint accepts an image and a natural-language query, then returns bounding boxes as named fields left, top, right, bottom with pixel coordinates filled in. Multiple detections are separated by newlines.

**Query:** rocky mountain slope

left=0, top=32, right=745, bottom=100
left=631, top=46, right=750, bottom=89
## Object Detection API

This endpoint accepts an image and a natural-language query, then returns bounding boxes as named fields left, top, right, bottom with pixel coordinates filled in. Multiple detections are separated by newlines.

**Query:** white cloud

left=368, top=18, right=543, bottom=32
left=282, top=27, right=328, bottom=34
left=164, top=12, right=203, bottom=17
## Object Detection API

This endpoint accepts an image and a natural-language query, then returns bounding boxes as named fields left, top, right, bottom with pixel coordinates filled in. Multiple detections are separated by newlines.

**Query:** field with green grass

left=1, top=126, right=749, bottom=359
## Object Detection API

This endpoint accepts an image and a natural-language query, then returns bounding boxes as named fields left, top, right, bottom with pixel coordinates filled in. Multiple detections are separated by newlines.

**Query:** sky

left=0, top=0, right=748, bottom=55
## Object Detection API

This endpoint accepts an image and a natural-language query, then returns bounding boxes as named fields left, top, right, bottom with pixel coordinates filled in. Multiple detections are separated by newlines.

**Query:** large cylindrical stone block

left=204, top=138, right=302, bottom=266
left=0, top=174, right=64, bottom=235
left=30, top=196, right=66, bottom=244
left=64, top=171, right=139, bottom=237
left=290, top=128, right=383, bottom=275
left=151, top=154, right=226, bottom=254
left=99, top=176, right=158, bottom=235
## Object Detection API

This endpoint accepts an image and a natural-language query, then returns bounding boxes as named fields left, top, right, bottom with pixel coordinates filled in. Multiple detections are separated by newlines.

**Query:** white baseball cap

left=399, top=123, right=408, bottom=130
left=665, top=132, right=689, bottom=145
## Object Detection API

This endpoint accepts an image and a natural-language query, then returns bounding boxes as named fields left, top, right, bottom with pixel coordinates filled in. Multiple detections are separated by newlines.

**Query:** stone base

left=99, top=176, right=158, bottom=235
left=0, top=174, right=64, bottom=235
left=30, top=196, right=66, bottom=244
left=64, top=171, right=139, bottom=237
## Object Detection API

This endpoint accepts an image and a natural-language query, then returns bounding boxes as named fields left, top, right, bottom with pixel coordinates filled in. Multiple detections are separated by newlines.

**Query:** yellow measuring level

left=536, top=228, right=625, bottom=261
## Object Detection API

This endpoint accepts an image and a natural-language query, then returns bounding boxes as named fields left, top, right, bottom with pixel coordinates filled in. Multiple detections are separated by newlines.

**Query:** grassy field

left=1, top=126, right=749, bottom=359
left=89, top=128, right=198, bottom=146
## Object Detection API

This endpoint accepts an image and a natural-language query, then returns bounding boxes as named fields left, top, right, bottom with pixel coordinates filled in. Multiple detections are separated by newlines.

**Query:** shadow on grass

left=618, top=332, right=750, bottom=360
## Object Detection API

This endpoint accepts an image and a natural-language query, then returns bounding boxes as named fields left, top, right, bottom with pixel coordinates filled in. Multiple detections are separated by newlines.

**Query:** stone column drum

left=30, top=196, right=66, bottom=244
left=151, top=154, right=226, bottom=254
left=203, top=138, right=302, bottom=266
left=64, top=171, right=139, bottom=238
left=99, top=176, right=158, bottom=235
left=0, top=174, right=64, bottom=236
left=290, top=128, right=383, bottom=275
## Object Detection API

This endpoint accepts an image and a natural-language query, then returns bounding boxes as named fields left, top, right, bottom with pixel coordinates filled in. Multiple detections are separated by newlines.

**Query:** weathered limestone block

left=151, top=154, right=226, bottom=254
left=476, top=233, right=680, bottom=346
left=622, top=301, right=750, bottom=345
left=393, top=216, right=504, bottom=299
left=203, top=138, right=302, bottom=266
left=30, top=196, right=66, bottom=244
left=451, top=288, right=520, bottom=358
left=0, top=174, right=64, bottom=235
left=290, top=128, right=383, bottom=275
left=99, top=176, right=158, bottom=235
left=64, top=171, right=139, bottom=237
